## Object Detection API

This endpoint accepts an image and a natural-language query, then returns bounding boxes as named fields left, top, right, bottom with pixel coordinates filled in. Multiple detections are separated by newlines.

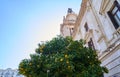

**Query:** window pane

left=116, top=11, right=120, bottom=19
left=112, top=6, right=118, bottom=14
left=84, top=23, right=88, bottom=32
left=114, top=15, right=120, bottom=26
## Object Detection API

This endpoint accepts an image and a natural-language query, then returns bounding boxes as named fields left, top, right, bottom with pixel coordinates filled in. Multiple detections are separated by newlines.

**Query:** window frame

left=88, top=38, right=95, bottom=50
left=84, top=23, right=89, bottom=32
left=108, top=1, right=120, bottom=29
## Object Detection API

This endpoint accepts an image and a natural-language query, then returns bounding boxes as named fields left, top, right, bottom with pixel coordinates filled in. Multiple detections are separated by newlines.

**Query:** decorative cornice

left=62, top=20, right=76, bottom=25
left=72, top=0, right=87, bottom=38
left=99, top=35, right=120, bottom=61
left=84, top=29, right=93, bottom=41
left=113, top=27, right=120, bottom=36
left=99, top=0, right=110, bottom=14
left=97, top=35, right=105, bottom=42
left=99, top=42, right=120, bottom=62
left=66, top=13, right=77, bottom=19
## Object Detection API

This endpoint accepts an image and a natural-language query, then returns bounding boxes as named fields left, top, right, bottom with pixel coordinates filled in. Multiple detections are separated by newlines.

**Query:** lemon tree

left=19, top=36, right=108, bottom=77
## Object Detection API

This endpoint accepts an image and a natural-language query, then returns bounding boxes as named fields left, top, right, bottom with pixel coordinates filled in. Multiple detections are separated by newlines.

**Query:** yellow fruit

left=68, top=66, right=71, bottom=69
left=60, top=58, right=63, bottom=61
left=66, top=60, right=69, bottom=64
left=65, top=54, right=68, bottom=58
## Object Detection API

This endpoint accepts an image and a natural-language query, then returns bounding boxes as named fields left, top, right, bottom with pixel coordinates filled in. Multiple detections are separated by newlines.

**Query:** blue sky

left=0, top=0, right=82, bottom=69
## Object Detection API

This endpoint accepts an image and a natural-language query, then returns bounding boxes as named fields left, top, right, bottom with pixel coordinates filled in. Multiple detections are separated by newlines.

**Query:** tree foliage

left=19, top=35, right=108, bottom=77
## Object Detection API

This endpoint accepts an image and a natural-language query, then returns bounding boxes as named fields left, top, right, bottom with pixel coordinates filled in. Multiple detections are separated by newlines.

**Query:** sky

left=0, top=0, right=82, bottom=69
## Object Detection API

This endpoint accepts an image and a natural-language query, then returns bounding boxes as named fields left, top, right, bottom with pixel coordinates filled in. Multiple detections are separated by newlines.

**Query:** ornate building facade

left=60, top=0, right=120, bottom=77
left=0, top=68, right=24, bottom=77
left=60, top=8, right=77, bottom=37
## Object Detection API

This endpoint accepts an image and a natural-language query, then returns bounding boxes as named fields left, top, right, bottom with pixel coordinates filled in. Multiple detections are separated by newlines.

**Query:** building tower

left=60, top=8, right=77, bottom=37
